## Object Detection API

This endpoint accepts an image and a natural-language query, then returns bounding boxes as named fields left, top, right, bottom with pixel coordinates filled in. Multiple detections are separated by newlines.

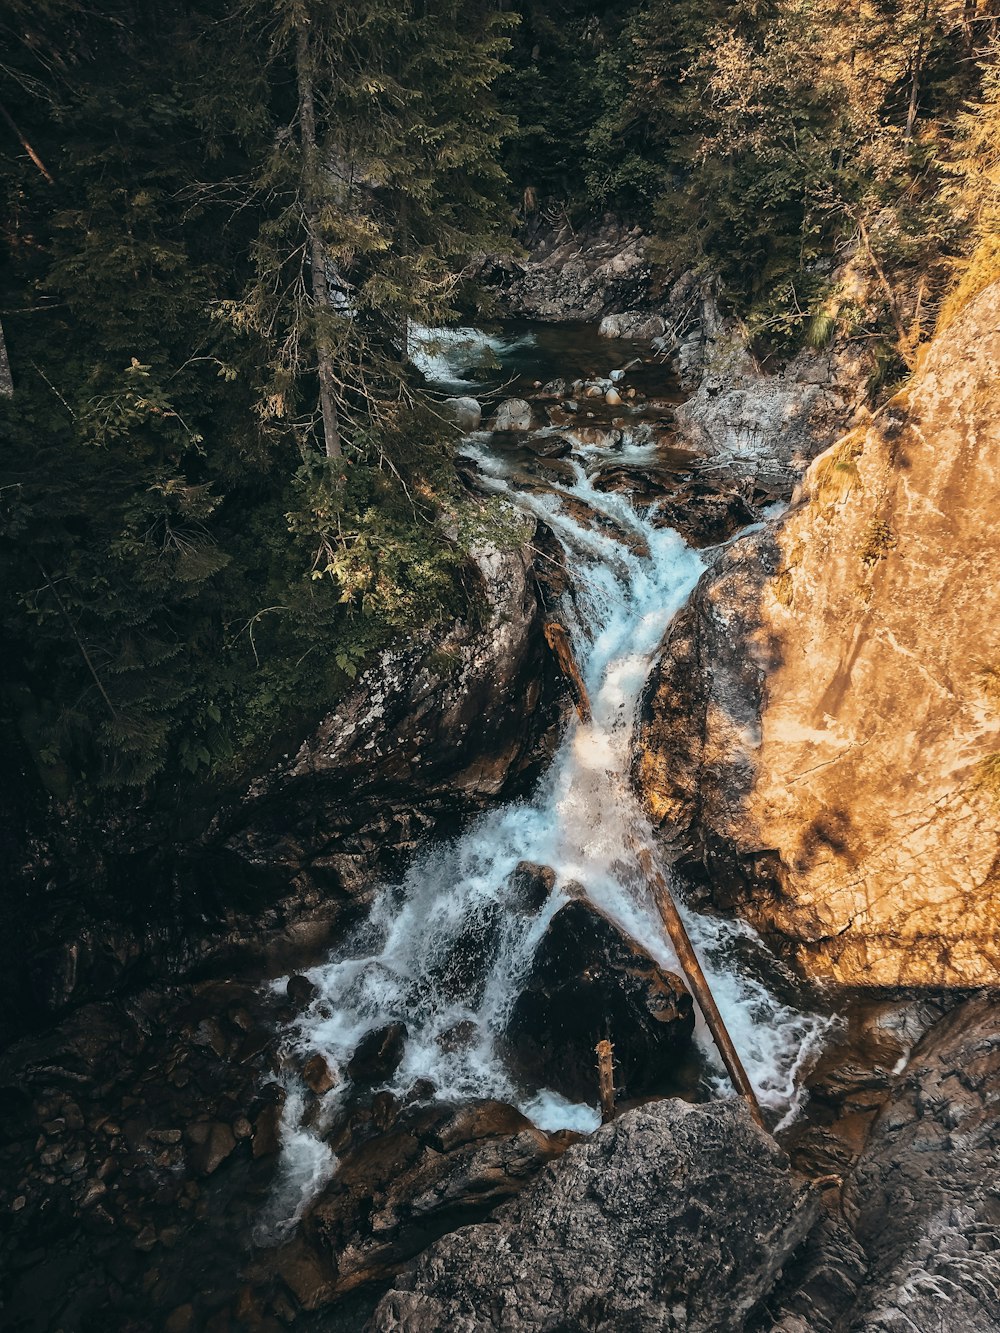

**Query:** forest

left=2, top=0, right=999, bottom=810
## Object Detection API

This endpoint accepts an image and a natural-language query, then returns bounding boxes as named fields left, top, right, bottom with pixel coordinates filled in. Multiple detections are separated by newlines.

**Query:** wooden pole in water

left=596, top=1039, right=616, bottom=1124
left=633, top=843, right=766, bottom=1129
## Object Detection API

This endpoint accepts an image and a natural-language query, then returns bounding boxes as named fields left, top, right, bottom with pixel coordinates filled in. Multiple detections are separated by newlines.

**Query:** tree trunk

left=295, top=20, right=342, bottom=462
left=0, top=317, right=12, bottom=397
left=904, top=4, right=929, bottom=143
left=633, top=842, right=765, bottom=1129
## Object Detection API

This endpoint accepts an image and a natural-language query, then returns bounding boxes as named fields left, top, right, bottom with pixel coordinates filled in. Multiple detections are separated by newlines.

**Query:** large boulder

left=491, top=397, right=533, bottom=432
left=443, top=396, right=482, bottom=432
left=670, top=278, right=868, bottom=479
left=637, top=281, right=1000, bottom=986
left=505, top=897, right=694, bottom=1103
left=370, top=1098, right=820, bottom=1331
left=280, top=1100, right=573, bottom=1306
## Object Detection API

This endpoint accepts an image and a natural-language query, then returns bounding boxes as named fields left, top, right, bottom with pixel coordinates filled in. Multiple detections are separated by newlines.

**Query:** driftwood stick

left=633, top=842, right=766, bottom=1129
left=596, top=1039, right=616, bottom=1124
left=543, top=621, right=592, bottom=724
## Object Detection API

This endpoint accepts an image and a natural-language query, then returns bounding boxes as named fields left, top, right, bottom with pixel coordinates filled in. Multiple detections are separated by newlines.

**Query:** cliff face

left=637, top=282, right=1000, bottom=986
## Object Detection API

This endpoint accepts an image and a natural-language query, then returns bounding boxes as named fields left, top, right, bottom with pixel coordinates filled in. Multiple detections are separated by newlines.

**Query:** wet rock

left=604, top=387, right=622, bottom=406
left=522, top=434, right=571, bottom=459
left=228, top=531, right=564, bottom=962
left=347, top=1024, right=408, bottom=1085
left=838, top=996, right=1000, bottom=1331
left=436, top=1020, right=478, bottom=1054
left=492, top=398, right=533, bottom=431
left=427, top=900, right=504, bottom=1005
left=536, top=378, right=566, bottom=399
left=371, top=1099, right=819, bottom=1332
left=505, top=898, right=694, bottom=1102
left=252, top=1082, right=288, bottom=1154
left=489, top=220, right=651, bottom=322
left=276, top=1237, right=339, bottom=1312
left=302, top=1053, right=338, bottom=1096
left=507, top=861, right=555, bottom=913
left=651, top=481, right=760, bottom=547
left=285, top=974, right=318, bottom=1009
left=568, top=424, right=622, bottom=449
left=371, top=1091, right=402, bottom=1133
left=185, top=1119, right=237, bottom=1176
left=292, top=1099, right=572, bottom=1300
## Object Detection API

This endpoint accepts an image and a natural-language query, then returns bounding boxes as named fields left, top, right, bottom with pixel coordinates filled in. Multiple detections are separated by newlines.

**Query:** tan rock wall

left=638, top=282, right=1000, bottom=986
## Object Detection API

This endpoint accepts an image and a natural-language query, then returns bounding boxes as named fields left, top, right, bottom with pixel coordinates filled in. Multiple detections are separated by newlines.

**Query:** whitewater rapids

left=260, top=367, right=833, bottom=1234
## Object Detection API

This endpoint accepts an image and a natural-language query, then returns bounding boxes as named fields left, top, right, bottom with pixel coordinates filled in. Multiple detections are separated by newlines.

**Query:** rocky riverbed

left=3, top=244, right=999, bottom=1333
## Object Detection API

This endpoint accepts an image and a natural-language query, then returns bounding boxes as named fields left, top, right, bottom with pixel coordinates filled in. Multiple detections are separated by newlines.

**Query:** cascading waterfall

left=259, top=414, right=835, bottom=1237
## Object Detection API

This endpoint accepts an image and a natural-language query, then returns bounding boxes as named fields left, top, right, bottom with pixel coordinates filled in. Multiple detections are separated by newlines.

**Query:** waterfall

left=259, top=423, right=834, bottom=1237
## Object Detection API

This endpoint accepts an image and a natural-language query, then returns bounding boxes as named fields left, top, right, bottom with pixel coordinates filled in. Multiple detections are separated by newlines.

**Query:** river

left=263, top=323, right=835, bottom=1233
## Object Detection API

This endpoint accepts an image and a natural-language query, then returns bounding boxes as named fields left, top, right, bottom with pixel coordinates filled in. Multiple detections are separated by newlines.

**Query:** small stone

left=148, top=1128, right=183, bottom=1145
left=133, top=1223, right=157, bottom=1252
left=605, top=388, right=623, bottom=406
left=11, top=1195, right=26, bottom=1212
left=80, top=1179, right=107, bottom=1209
left=302, top=1053, right=337, bottom=1096
left=233, top=1115, right=253, bottom=1140
left=40, top=1144, right=64, bottom=1167
left=164, top=1304, right=195, bottom=1333
left=185, top=1120, right=237, bottom=1176
left=42, top=1118, right=66, bottom=1136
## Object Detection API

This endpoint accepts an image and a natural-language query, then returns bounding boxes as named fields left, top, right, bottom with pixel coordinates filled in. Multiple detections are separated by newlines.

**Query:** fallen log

left=543, top=620, right=592, bottom=724
left=633, top=842, right=766, bottom=1129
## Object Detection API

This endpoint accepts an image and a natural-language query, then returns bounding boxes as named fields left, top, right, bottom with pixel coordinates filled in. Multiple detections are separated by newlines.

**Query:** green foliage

left=0, top=0, right=514, bottom=801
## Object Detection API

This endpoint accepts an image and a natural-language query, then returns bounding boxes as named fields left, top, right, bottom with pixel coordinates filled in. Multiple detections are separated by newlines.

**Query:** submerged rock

left=370, top=1098, right=819, bottom=1331
left=505, top=897, right=694, bottom=1102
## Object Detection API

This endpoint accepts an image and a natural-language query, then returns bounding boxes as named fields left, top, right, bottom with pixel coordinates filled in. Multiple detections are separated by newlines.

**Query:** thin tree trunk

left=0, top=98, right=55, bottom=185
left=0, top=316, right=12, bottom=397
left=855, top=211, right=916, bottom=369
left=904, top=4, right=929, bottom=143
left=296, top=21, right=342, bottom=462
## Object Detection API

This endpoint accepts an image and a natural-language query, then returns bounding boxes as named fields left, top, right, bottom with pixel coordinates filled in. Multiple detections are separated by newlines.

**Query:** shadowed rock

left=280, top=1099, right=574, bottom=1307
left=505, top=897, right=694, bottom=1102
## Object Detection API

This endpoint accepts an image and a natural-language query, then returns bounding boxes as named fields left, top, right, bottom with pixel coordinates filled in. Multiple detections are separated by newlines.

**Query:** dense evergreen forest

left=2, top=0, right=999, bottom=817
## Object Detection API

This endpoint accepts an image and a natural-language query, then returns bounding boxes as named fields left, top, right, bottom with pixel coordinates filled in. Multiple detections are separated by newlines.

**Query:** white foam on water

left=258, top=424, right=835, bottom=1237
left=410, top=323, right=537, bottom=393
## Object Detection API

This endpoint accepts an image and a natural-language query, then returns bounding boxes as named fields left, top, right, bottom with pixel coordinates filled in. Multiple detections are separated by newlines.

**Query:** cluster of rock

left=482, top=217, right=653, bottom=322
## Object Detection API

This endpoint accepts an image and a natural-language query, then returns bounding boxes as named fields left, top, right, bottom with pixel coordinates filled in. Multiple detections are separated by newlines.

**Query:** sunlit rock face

left=637, top=282, right=1000, bottom=986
